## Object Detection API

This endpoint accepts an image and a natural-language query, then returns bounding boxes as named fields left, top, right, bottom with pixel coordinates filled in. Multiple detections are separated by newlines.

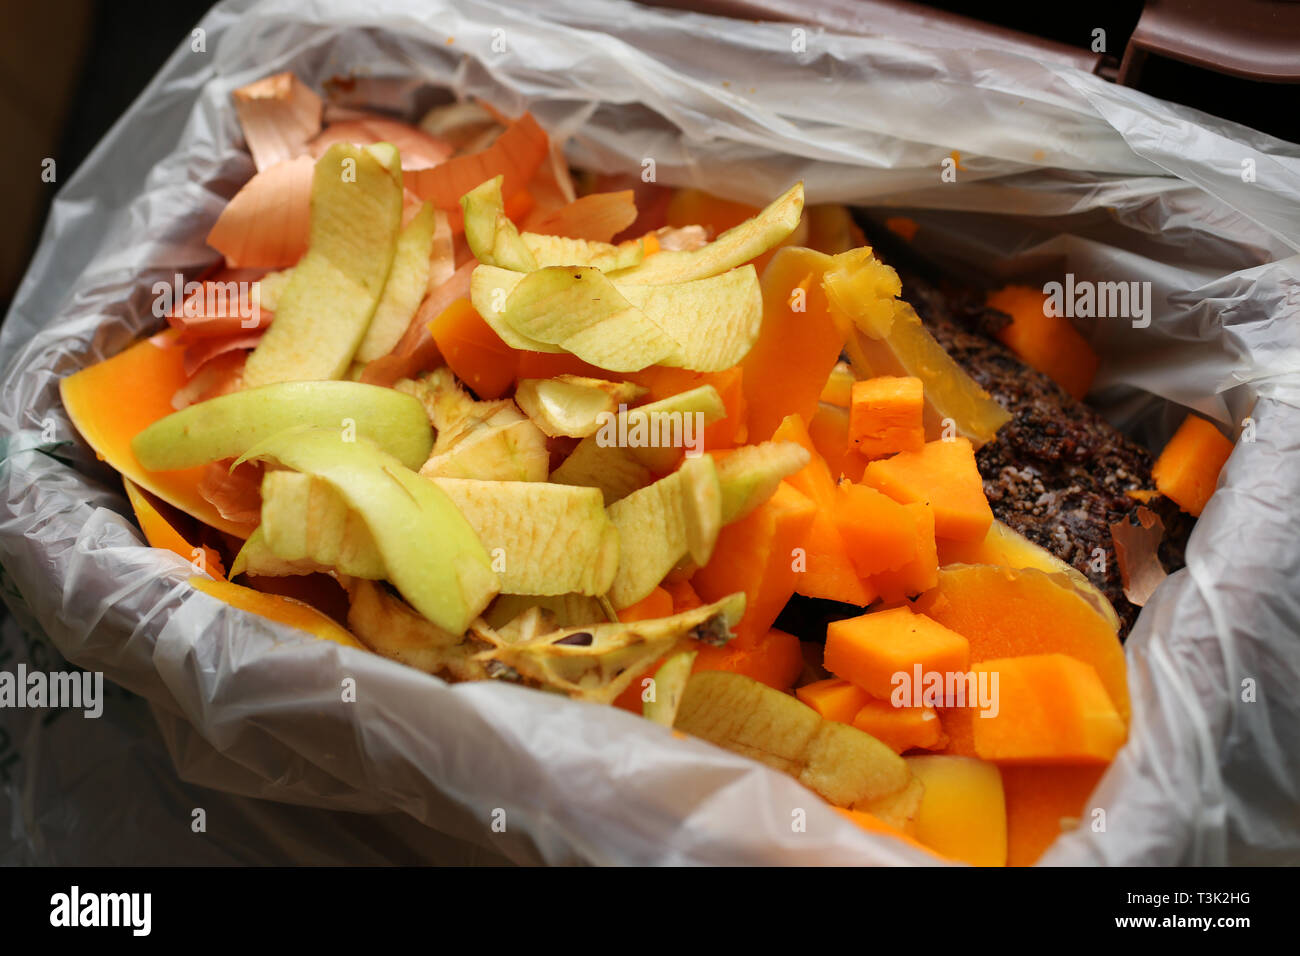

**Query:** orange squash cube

left=1151, top=413, right=1234, bottom=517
left=971, top=654, right=1126, bottom=765
left=914, top=565, right=1129, bottom=724
left=808, top=402, right=867, bottom=482
left=849, top=375, right=925, bottom=459
left=986, top=285, right=1098, bottom=401
left=693, top=481, right=816, bottom=647
left=824, top=606, right=970, bottom=700
left=852, top=697, right=946, bottom=753
left=862, top=437, right=993, bottom=542
left=771, top=414, right=874, bottom=606
left=864, top=502, right=939, bottom=603
left=795, top=678, right=872, bottom=724
left=833, top=481, right=917, bottom=577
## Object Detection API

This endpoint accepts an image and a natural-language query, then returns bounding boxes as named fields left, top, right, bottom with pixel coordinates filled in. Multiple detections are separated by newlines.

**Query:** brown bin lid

left=1119, top=0, right=1300, bottom=85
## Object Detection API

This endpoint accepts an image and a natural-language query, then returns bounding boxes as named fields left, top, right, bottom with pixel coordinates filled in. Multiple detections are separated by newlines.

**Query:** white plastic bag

left=1, top=0, right=1297, bottom=864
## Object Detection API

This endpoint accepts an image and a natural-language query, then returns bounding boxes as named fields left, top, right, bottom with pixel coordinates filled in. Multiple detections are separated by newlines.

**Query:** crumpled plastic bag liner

left=0, top=611, right=517, bottom=865
left=1, top=0, right=1298, bottom=865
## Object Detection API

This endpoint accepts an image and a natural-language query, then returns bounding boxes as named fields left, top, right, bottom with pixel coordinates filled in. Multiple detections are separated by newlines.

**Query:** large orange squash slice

left=60, top=330, right=249, bottom=537
left=914, top=564, right=1129, bottom=724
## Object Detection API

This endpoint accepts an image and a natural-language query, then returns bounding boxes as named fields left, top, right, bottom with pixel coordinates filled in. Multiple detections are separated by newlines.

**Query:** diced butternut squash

left=808, top=402, right=867, bottom=482
left=1001, top=765, right=1106, bottom=866
left=58, top=331, right=249, bottom=537
left=834, top=298, right=1011, bottom=448
left=617, top=586, right=673, bottom=623
left=744, top=248, right=846, bottom=441
left=692, top=627, right=804, bottom=691
left=833, top=481, right=917, bottom=577
left=796, top=678, right=872, bottom=724
left=771, top=412, right=833, bottom=511
left=795, top=513, right=876, bottom=607
left=865, top=502, right=939, bottom=603
left=913, top=564, right=1129, bottom=723
left=1151, top=413, right=1233, bottom=517
left=772, top=414, right=874, bottom=606
left=428, top=298, right=518, bottom=399
left=987, top=285, right=1098, bottom=401
left=693, top=481, right=816, bottom=647
left=852, top=697, right=946, bottom=754
left=849, top=375, right=925, bottom=459
left=863, top=437, right=993, bottom=542
left=971, top=654, right=1126, bottom=764
left=905, top=755, right=1007, bottom=866
left=824, top=606, right=970, bottom=700
left=819, top=361, right=855, bottom=408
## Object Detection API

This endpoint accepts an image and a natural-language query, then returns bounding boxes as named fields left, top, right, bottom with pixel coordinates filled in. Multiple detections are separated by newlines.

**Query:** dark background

left=4, top=0, right=1298, bottom=317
